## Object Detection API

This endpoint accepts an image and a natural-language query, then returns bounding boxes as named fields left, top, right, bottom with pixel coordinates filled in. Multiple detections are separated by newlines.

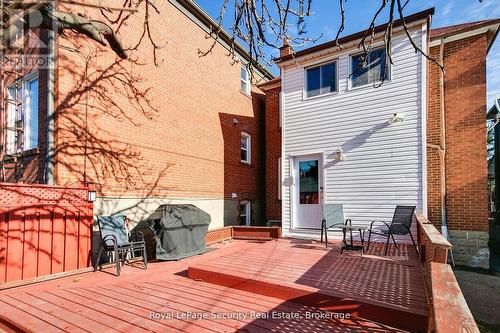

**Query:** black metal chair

left=94, top=215, right=147, bottom=276
left=366, top=205, right=418, bottom=256
left=320, top=204, right=350, bottom=248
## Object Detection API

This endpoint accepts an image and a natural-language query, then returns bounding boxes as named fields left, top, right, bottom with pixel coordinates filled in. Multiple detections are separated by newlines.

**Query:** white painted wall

left=94, top=197, right=226, bottom=230
left=280, top=25, right=427, bottom=239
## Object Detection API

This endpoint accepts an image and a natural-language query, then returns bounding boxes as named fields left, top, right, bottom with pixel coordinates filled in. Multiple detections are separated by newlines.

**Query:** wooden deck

left=189, top=238, right=428, bottom=332
left=0, top=239, right=426, bottom=333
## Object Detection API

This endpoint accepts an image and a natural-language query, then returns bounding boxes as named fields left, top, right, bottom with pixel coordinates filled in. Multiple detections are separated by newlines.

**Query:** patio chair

left=320, top=204, right=350, bottom=248
left=94, top=215, right=148, bottom=276
left=366, top=205, right=418, bottom=256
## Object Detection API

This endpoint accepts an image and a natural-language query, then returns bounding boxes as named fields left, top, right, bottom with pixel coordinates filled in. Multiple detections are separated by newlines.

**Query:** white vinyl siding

left=281, top=26, right=426, bottom=237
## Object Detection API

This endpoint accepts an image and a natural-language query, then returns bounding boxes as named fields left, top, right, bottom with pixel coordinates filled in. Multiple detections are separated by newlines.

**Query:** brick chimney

left=279, top=39, right=293, bottom=58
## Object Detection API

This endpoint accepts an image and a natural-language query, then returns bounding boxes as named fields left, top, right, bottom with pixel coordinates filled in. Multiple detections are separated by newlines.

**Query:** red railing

left=0, top=183, right=93, bottom=284
left=416, top=214, right=480, bottom=333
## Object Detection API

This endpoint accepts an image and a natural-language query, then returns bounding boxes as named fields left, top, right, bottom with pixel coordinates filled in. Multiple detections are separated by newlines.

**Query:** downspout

left=45, top=5, right=56, bottom=185
left=427, top=38, right=448, bottom=241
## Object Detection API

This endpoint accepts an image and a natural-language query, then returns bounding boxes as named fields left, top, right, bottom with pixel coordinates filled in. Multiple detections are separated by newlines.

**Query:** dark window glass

left=306, top=67, right=321, bottom=97
left=351, top=48, right=387, bottom=88
left=306, top=62, right=337, bottom=98
left=320, top=63, right=336, bottom=94
left=299, top=160, right=319, bottom=204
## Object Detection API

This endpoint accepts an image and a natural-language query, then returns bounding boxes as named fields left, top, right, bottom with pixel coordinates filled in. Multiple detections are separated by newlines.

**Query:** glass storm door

left=296, top=157, right=322, bottom=229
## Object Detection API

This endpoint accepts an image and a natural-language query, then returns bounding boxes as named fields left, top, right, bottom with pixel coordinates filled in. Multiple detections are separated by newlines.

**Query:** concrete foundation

left=449, top=230, right=489, bottom=269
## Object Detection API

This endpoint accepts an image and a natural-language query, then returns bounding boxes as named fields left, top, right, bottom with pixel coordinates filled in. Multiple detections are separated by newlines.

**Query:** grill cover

left=135, top=204, right=211, bottom=261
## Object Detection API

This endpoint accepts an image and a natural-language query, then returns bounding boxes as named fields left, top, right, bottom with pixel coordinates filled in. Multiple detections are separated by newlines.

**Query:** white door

left=239, top=201, right=251, bottom=226
left=295, top=156, right=322, bottom=229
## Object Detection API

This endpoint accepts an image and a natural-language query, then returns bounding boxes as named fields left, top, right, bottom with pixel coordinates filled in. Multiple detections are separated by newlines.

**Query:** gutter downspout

left=427, top=38, right=453, bottom=263
left=45, top=6, right=56, bottom=185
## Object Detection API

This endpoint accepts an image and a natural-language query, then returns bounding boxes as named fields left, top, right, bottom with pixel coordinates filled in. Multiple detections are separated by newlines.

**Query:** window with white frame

left=6, top=74, right=39, bottom=154
left=241, top=132, right=251, bottom=164
left=305, top=61, right=337, bottom=98
left=240, top=66, right=250, bottom=95
left=239, top=201, right=250, bottom=225
left=350, top=47, right=388, bottom=88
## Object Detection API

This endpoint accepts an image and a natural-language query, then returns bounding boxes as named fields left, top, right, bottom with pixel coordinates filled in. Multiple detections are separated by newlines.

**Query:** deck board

left=188, top=238, right=429, bottom=332
left=0, top=239, right=416, bottom=333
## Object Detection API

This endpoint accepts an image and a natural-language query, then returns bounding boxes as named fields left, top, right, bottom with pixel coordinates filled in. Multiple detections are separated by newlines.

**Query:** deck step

left=188, top=259, right=428, bottom=333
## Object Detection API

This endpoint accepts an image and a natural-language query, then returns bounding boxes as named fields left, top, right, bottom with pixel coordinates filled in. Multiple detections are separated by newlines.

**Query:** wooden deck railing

left=415, top=214, right=480, bottom=333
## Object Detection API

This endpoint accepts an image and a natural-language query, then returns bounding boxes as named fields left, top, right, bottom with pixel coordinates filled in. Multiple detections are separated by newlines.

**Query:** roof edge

left=275, top=7, right=434, bottom=64
left=257, top=77, right=281, bottom=91
left=430, top=18, right=500, bottom=55
left=172, top=0, right=275, bottom=80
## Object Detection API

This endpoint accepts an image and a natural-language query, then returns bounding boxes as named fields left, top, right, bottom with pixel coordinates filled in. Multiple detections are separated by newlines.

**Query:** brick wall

left=219, top=93, right=266, bottom=225
left=263, top=85, right=282, bottom=221
left=0, top=29, right=49, bottom=184
left=2, top=2, right=268, bottom=226
left=427, top=34, right=489, bottom=232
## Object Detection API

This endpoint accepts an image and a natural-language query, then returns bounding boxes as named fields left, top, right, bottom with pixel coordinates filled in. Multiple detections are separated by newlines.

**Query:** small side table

left=338, top=224, right=368, bottom=255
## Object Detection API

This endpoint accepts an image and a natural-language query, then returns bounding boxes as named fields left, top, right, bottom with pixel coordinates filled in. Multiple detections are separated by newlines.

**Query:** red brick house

left=0, top=0, right=273, bottom=229
left=259, top=12, right=499, bottom=266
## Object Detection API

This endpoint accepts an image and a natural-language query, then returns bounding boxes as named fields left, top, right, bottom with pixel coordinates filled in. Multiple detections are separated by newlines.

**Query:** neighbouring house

left=0, top=0, right=273, bottom=229
left=259, top=9, right=500, bottom=267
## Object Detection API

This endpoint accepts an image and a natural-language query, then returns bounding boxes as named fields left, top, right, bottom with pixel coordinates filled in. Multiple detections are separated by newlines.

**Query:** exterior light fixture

left=232, top=118, right=239, bottom=126
left=232, top=192, right=238, bottom=199
left=336, top=147, right=345, bottom=161
left=391, top=113, right=404, bottom=124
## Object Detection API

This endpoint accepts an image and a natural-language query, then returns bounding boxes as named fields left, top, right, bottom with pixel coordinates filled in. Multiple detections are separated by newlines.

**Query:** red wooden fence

left=0, top=183, right=93, bottom=284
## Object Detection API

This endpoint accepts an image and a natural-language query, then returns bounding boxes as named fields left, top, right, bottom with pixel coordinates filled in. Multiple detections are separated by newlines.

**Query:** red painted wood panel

left=0, top=183, right=93, bottom=284
left=37, top=208, right=53, bottom=278
left=5, top=210, right=23, bottom=282
left=0, top=212, right=8, bottom=283
left=22, top=207, right=38, bottom=280
left=64, top=211, right=79, bottom=272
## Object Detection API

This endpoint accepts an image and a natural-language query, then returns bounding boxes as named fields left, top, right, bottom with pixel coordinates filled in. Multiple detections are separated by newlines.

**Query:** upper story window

left=241, top=66, right=250, bottom=95
left=351, top=47, right=388, bottom=88
left=6, top=74, right=39, bottom=154
left=241, top=132, right=251, bottom=164
left=305, top=61, right=337, bottom=98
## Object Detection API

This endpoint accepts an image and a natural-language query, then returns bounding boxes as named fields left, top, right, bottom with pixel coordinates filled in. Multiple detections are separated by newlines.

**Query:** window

left=299, top=160, right=319, bottom=204
left=6, top=74, right=38, bottom=154
left=239, top=201, right=250, bottom=225
left=351, top=47, right=388, bottom=88
left=240, top=66, right=250, bottom=95
left=305, top=61, right=337, bottom=98
left=241, top=132, right=251, bottom=164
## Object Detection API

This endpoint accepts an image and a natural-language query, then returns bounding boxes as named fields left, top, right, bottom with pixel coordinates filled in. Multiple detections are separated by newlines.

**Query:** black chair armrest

left=369, top=220, right=391, bottom=230
left=102, top=234, right=118, bottom=248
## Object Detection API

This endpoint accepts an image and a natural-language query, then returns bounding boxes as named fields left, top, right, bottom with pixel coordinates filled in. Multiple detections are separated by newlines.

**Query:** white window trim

left=303, top=60, right=338, bottom=100
left=241, top=132, right=251, bottom=164
left=240, top=66, right=251, bottom=95
left=24, top=73, right=38, bottom=151
left=240, top=200, right=251, bottom=226
left=6, top=72, right=39, bottom=154
left=348, top=46, right=392, bottom=90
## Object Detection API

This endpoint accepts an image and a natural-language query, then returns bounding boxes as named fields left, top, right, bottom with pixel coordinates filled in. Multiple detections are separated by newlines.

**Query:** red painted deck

left=0, top=239, right=423, bottom=333
left=189, top=239, right=428, bottom=332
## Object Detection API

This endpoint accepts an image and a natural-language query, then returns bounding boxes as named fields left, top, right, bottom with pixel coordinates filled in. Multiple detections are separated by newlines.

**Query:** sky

left=197, top=0, right=500, bottom=108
